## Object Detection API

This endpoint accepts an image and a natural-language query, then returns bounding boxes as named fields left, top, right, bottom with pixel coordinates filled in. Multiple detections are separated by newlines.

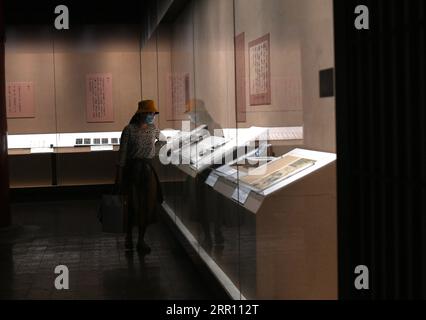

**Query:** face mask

left=145, top=114, right=155, bottom=124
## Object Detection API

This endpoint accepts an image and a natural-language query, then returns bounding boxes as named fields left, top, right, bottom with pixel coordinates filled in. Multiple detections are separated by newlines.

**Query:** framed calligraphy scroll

left=86, top=73, right=114, bottom=123
left=249, top=33, right=271, bottom=106
left=235, top=32, right=247, bottom=122
left=6, top=82, right=35, bottom=118
left=167, top=72, right=190, bottom=121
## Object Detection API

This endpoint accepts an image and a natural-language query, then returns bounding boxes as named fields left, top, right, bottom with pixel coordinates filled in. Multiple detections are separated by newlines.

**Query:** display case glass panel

left=233, top=0, right=337, bottom=299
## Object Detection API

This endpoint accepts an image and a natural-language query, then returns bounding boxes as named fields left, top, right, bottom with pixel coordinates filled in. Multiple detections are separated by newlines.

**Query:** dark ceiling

left=4, top=0, right=149, bottom=25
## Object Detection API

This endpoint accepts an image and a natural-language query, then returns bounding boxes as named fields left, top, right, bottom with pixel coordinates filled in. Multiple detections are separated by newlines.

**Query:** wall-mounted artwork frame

left=167, top=72, right=190, bottom=121
left=6, top=82, right=35, bottom=118
left=86, top=73, right=114, bottom=123
left=249, top=33, right=271, bottom=106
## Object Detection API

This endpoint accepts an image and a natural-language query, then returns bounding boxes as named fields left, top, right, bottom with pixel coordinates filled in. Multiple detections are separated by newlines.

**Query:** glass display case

left=155, top=0, right=337, bottom=300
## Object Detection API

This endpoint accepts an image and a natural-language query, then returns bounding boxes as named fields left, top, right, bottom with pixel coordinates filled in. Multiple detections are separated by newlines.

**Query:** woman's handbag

left=98, top=193, right=128, bottom=234
left=98, top=173, right=128, bottom=234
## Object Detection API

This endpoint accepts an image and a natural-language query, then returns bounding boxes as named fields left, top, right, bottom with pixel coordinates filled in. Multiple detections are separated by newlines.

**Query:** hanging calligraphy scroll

left=86, top=73, right=114, bottom=123
left=166, top=72, right=190, bottom=120
left=6, top=82, right=35, bottom=118
left=249, top=33, right=271, bottom=106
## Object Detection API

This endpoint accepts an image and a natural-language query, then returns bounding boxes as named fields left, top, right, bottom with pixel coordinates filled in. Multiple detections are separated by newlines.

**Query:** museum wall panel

left=156, top=25, right=175, bottom=130
left=234, top=0, right=304, bottom=128
left=5, top=26, right=56, bottom=134
left=141, top=31, right=160, bottom=114
left=169, top=5, right=195, bottom=128
left=6, top=25, right=144, bottom=188
left=151, top=0, right=235, bottom=130
left=193, top=0, right=236, bottom=129
left=152, top=0, right=320, bottom=132
left=140, top=25, right=178, bottom=130
left=6, top=25, right=142, bottom=134
left=159, top=0, right=335, bottom=145
left=53, top=25, right=142, bottom=133
left=298, top=0, right=335, bottom=153
left=234, top=0, right=335, bottom=152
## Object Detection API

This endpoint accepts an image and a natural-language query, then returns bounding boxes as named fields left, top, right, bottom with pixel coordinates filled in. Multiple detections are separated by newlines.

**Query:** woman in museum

left=117, top=100, right=163, bottom=253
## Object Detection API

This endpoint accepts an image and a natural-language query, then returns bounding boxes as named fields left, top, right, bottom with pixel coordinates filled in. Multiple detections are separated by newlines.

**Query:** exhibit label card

left=6, top=82, right=35, bottom=118
left=90, top=145, right=114, bottom=152
left=232, top=185, right=251, bottom=204
left=205, top=173, right=219, bottom=187
left=86, top=73, right=114, bottom=123
left=30, top=147, right=54, bottom=154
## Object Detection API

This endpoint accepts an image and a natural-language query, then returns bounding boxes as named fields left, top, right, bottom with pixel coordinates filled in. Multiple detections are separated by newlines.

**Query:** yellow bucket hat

left=185, top=99, right=199, bottom=113
left=137, top=100, right=159, bottom=114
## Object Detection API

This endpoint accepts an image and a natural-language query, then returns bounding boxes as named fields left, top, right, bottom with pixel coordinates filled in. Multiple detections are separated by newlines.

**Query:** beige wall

left=140, top=25, right=176, bottom=130
left=235, top=0, right=335, bottom=152
left=5, top=27, right=56, bottom=134
left=234, top=0, right=304, bottom=128
left=156, top=25, right=174, bottom=130
left=54, top=25, right=142, bottom=133
left=169, top=4, right=195, bottom=129
left=149, top=0, right=236, bottom=130
left=141, top=31, right=159, bottom=109
left=299, top=0, right=336, bottom=153
left=193, top=0, right=236, bottom=129
left=6, top=25, right=142, bottom=134
left=160, top=0, right=335, bottom=152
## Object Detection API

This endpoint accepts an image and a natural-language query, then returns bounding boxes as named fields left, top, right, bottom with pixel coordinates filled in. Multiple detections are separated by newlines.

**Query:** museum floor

left=0, top=197, right=217, bottom=300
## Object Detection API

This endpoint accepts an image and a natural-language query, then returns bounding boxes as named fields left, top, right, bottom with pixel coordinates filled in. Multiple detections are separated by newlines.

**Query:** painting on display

left=240, top=154, right=316, bottom=192
left=6, top=82, right=35, bottom=118
left=249, top=33, right=271, bottom=106
left=86, top=73, right=114, bottom=123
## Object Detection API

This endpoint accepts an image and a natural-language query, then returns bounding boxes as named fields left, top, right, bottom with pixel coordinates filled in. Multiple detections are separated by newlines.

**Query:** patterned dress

left=118, top=123, right=160, bottom=165
left=118, top=123, right=163, bottom=228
